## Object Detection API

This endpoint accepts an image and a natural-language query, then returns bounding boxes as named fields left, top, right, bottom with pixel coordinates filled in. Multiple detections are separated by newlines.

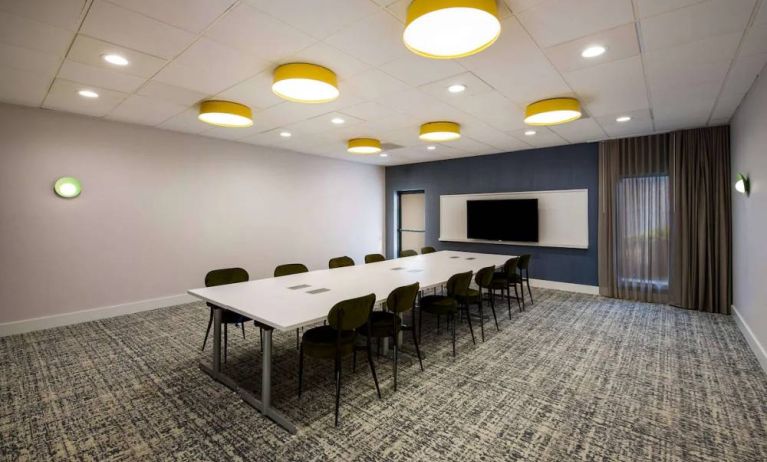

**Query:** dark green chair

left=399, top=249, right=418, bottom=257
left=274, top=263, right=309, bottom=349
left=329, top=256, right=354, bottom=268
left=491, top=257, right=523, bottom=317
left=421, top=246, right=436, bottom=254
left=201, top=268, right=251, bottom=362
left=518, top=254, right=534, bottom=303
left=419, top=271, right=474, bottom=357
left=364, top=253, right=386, bottom=264
left=457, top=266, right=499, bottom=342
left=357, top=282, right=422, bottom=391
left=298, top=293, right=380, bottom=426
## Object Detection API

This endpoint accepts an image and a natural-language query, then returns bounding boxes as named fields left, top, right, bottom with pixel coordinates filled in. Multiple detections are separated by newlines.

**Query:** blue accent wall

left=385, top=143, right=599, bottom=286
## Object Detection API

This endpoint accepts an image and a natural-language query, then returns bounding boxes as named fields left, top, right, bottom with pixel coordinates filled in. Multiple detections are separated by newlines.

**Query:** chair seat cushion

left=358, top=311, right=402, bottom=338
left=302, top=325, right=356, bottom=359
left=420, top=295, right=458, bottom=314
left=457, top=288, right=481, bottom=302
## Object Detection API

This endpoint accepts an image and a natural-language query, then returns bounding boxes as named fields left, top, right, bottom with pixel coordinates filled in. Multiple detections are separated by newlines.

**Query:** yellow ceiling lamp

left=272, top=63, right=339, bottom=103
left=347, top=138, right=382, bottom=154
left=198, top=100, right=253, bottom=128
left=524, top=98, right=582, bottom=126
left=419, top=121, right=461, bottom=141
left=403, top=0, right=501, bottom=59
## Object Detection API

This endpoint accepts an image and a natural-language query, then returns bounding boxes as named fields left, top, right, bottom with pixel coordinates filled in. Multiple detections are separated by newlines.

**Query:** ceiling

left=1, top=0, right=765, bottom=166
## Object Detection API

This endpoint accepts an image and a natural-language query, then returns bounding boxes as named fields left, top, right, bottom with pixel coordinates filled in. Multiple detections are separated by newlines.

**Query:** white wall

left=730, top=65, right=767, bottom=371
left=0, top=103, right=385, bottom=328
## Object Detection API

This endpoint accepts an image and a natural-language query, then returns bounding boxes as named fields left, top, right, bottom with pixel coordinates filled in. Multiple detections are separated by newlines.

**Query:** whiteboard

left=439, top=189, right=589, bottom=249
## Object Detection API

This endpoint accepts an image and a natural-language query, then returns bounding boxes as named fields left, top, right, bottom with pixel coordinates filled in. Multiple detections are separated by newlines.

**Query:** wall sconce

left=54, top=177, right=82, bottom=199
left=735, top=173, right=750, bottom=196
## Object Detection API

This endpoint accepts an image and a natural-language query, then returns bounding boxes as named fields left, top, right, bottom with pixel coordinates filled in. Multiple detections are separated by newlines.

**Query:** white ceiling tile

left=43, top=78, right=128, bottom=117
left=80, top=0, right=196, bottom=59
left=0, top=10, right=74, bottom=56
left=204, top=4, right=315, bottom=62
left=544, top=23, right=640, bottom=73
left=288, top=42, right=371, bottom=79
left=739, top=23, right=767, bottom=57
left=284, top=111, right=365, bottom=136
left=0, top=65, right=53, bottom=106
left=595, top=108, right=653, bottom=138
left=106, top=0, right=236, bottom=33
left=153, top=38, right=269, bottom=94
left=137, top=81, right=207, bottom=107
left=343, top=68, right=409, bottom=100
left=549, top=117, right=607, bottom=143
left=341, top=101, right=400, bottom=120
left=634, top=0, right=707, bottom=19
left=754, top=0, right=767, bottom=26
left=438, top=90, right=526, bottom=131
left=0, top=42, right=61, bottom=74
left=213, top=71, right=283, bottom=111
left=323, top=10, right=412, bottom=67
left=359, top=113, right=421, bottom=133
left=107, top=94, right=187, bottom=125
left=564, top=56, right=649, bottom=117
left=157, top=108, right=212, bottom=135
left=0, top=0, right=85, bottom=31
left=461, top=121, right=531, bottom=151
left=504, top=0, right=546, bottom=14
left=58, top=59, right=146, bottom=93
left=653, top=98, right=714, bottom=131
left=380, top=54, right=465, bottom=87
left=66, top=35, right=168, bottom=79
left=710, top=52, right=767, bottom=120
left=516, top=0, right=634, bottom=48
left=418, top=71, right=494, bottom=100
left=507, top=126, right=567, bottom=148
left=204, top=123, right=271, bottom=142
left=640, top=0, right=756, bottom=51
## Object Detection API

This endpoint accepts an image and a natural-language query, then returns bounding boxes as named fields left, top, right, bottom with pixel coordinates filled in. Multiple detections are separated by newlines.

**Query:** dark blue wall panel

left=385, top=143, right=599, bottom=285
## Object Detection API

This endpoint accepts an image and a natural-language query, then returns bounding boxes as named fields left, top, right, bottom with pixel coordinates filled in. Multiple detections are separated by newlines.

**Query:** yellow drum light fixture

left=524, top=97, right=582, bottom=126
left=347, top=138, right=382, bottom=154
left=272, top=63, right=339, bottom=103
left=403, top=0, right=501, bottom=59
left=419, top=121, right=461, bottom=141
left=198, top=100, right=253, bottom=128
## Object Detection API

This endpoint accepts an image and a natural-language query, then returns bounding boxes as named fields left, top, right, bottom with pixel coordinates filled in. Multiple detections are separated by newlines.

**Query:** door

left=397, top=190, right=425, bottom=256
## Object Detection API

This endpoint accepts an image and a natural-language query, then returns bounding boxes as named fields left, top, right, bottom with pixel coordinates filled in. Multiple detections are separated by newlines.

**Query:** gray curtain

left=599, top=126, right=732, bottom=314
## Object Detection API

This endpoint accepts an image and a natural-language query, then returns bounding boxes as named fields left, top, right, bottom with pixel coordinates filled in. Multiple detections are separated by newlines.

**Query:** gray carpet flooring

left=1, top=289, right=766, bottom=461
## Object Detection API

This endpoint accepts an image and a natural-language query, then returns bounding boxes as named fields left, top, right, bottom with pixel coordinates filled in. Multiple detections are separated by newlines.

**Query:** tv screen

left=466, top=199, right=539, bottom=242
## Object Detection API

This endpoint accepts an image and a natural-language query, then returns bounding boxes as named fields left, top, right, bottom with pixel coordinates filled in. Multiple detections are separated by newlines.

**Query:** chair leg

left=514, top=283, right=523, bottom=312
left=241, top=322, right=246, bottom=339
left=366, top=335, right=381, bottom=399
left=295, top=328, right=299, bottom=350
left=223, top=323, right=228, bottom=364
left=526, top=275, right=534, bottom=304
left=506, top=287, right=512, bottom=319
left=259, top=328, right=263, bottom=351
left=298, top=343, right=304, bottom=398
left=334, top=353, right=342, bottom=427
left=520, top=281, right=526, bottom=311
left=352, top=341, right=358, bottom=373
left=201, top=310, right=213, bottom=351
left=478, top=298, right=485, bottom=342
left=464, top=305, right=476, bottom=345
left=393, top=338, right=399, bottom=392
left=451, top=314, right=456, bottom=357
left=489, top=293, right=500, bottom=331
left=411, top=326, right=424, bottom=371
left=418, top=307, right=424, bottom=343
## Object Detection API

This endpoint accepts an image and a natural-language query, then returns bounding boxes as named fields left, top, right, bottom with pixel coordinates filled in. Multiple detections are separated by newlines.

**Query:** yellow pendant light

left=524, top=98, right=582, bottom=126
left=403, top=0, right=501, bottom=59
left=198, top=100, right=253, bottom=128
left=272, top=63, right=339, bottom=103
left=347, top=138, right=382, bottom=154
left=419, top=121, right=461, bottom=141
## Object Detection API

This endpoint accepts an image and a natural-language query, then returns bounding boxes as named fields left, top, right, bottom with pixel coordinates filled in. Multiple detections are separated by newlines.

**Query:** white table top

left=188, top=251, right=513, bottom=331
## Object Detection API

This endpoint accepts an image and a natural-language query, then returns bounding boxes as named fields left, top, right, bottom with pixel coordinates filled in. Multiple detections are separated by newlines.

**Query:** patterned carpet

left=1, top=289, right=766, bottom=461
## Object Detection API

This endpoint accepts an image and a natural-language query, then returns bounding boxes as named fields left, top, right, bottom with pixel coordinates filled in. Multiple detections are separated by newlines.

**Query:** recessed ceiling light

left=581, top=45, right=606, bottom=58
left=198, top=100, right=253, bottom=128
left=78, top=89, right=99, bottom=98
left=102, top=53, right=129, bottom=66
left=448, top=84, right=466, bottom=93
left=616, top=115, right=632, bottom=123
left=53, top=177, right=82, bottom=199
left=280, top=131, right=292, bottom=138
left=524, top=98, right=582, bottom=126
left=379, top=153, right=389, bottom=157
left=272, top=63, right=339, bottom=103
left=427, top=145, right=436, bottom=150
left=524, top=130, right=536, bottom=136
left=331, top=117, right=345, bottom=125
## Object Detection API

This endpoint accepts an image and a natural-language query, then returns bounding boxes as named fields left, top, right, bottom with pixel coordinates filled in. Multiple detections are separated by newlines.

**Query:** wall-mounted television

left=466, top=199, right=539, bottom=242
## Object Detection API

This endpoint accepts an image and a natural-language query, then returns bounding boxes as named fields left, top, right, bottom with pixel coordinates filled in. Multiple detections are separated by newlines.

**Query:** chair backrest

left=518, top=254, right=531, bottom=271
left=446, top=271, right=473, bottom=297
left=329, top=256, right=355, bottom=269
left=364, top=253, right=386, bottom=264
left=421, top=246, right=436, bottom=254
left=274, top=263, right=308, bottom=277
left=475, top=266, right=495, bottom=288
left=503, top=257, right=520, bottom=278
left=399, top=249, right=418, bottom=257
left=328, top=293, right=376, bottom=331
left=205, top=267, right=249, bottom=287
left=386, top=282, right=420, bottom=314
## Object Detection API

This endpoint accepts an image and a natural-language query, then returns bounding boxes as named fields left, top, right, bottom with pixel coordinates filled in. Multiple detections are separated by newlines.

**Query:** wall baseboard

left=732, top=304, right=767, bottom=374
left=0, top=294, right=197, bottom=338
left=529, top=278, right=600, bottom=295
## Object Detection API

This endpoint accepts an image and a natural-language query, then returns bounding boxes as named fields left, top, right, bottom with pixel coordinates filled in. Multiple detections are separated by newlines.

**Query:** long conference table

left=188, top=250, right=513, bottom=433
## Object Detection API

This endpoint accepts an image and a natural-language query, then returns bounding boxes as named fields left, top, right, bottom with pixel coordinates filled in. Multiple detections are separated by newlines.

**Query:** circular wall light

left=735, top=173, right=750, bottom=196
left=419, top=121, right=461, bottom=141
left=54, top=177, right=82, bottom=199
left=403, top=0, right=501, bottom=59
left=581, top=45, right=606, bottom=58
left=347, top=138, right=382, bottom=154
left=102, top=53, right=129, bottom=66
left=198, top=100, right=253, bottom=128
left=524, top=97, right=582, bottom=126
left=272, top=63, right=339, bottom=103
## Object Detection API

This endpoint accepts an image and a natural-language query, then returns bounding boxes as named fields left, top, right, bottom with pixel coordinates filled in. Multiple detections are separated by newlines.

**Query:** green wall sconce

left=54, top=177, right=82, bottom=199
left=735, top=173, right=750, bottom=196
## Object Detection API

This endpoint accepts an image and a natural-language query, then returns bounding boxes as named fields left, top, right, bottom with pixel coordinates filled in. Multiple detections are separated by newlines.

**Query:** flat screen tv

left=466, top=199, right=539, bottom=242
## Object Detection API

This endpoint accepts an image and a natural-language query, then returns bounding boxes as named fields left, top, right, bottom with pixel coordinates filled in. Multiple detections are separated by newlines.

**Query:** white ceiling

left=0, top=0, right=765, bottom=166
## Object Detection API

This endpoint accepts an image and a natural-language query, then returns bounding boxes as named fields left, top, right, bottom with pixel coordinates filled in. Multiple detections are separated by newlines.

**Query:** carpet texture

left=1, top=289, right=766, bottom=461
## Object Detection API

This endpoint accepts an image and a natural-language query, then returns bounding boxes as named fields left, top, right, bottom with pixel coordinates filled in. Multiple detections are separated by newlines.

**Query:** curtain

left=599, top=126, right=732, bottom=314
